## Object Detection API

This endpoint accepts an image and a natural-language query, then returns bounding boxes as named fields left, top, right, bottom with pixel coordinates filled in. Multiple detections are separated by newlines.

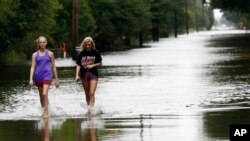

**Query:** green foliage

left=0, top=0, right=20, bottom=50
left=0, top=0, right=62, bottom=62
left=206, top=8, right=214, bottom=30
left=88, top=0, right=152, bottom=51
left=53, top=0, right=96, bottom=46
left=15, top=0, right=62, bottom=45
left=79, top=0, right=96, bottom=37
left=0, top=0, right=214, bottom=63
left=0, top=50, right=26, bottom=64
left=211, top=0, right=250, bottom=13
left=0, top=0, right=20, bottom=25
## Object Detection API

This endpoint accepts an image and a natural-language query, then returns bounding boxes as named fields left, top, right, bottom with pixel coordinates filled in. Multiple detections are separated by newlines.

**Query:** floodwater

left=1, top=30, right=250, bottom=141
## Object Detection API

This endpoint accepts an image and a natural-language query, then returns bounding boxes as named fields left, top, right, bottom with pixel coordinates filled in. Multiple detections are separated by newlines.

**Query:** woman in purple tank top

left=29, top=36, right=59, bottom=117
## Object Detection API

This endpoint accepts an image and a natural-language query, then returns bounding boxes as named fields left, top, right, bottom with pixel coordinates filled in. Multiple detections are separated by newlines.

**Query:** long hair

left=79, top=36, right=95, bottom=51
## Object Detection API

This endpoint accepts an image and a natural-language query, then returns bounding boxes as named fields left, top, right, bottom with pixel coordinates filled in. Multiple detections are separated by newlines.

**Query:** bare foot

left=42, top=107, right=50, bottom=118
left=42, top=113, right=50, bottom=118
left=87, top=105, right=94, bottom=115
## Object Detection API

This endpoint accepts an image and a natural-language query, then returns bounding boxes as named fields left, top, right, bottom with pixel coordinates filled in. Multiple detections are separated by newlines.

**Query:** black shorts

left=82, top=72, right=98, bottom=82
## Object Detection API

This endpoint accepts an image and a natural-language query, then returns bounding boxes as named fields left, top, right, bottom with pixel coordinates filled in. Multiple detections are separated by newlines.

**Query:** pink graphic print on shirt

left=81, top=56, right=96, bottom=68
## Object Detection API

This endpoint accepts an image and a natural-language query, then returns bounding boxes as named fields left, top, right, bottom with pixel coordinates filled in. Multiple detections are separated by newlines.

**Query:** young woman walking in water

left=29, top=36, right=59, bottom=117
left=75, top=37, right=102, bottom=109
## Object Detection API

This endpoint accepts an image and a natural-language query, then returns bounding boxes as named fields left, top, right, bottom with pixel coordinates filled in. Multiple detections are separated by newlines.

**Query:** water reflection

left=139, top=115, right=152, bottom=141
left=78, top=112, right=100, bottom=141
left=203, top=109, right=250, bottom=140
left=40, top=118, right=50, bottom=141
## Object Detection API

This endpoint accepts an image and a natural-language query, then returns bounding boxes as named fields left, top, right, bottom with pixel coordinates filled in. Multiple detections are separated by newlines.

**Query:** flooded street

left=1, top=30, right=250, bottom=140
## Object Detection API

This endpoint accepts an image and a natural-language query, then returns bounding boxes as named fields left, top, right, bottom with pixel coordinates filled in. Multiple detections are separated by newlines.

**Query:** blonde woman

left=29, top=36, right=59, bottom=117
left=75, top=37, right=102, bottom=108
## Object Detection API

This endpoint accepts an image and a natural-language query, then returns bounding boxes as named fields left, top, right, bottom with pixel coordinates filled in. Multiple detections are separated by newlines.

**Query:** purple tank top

left=35, top=50, right=53, bottom=82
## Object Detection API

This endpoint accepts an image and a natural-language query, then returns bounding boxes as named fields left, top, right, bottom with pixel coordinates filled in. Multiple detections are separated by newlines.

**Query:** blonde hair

left=36, top=36, right=47, bottom=48
left=79, top=36, right=95, bottom=51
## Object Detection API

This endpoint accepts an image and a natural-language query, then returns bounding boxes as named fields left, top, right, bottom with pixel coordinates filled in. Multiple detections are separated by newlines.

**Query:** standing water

left=0, top=30, right=250, bottom=140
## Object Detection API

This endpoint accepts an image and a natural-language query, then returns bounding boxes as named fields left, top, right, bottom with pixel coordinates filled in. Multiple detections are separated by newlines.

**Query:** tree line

left=0, top=0, right=214, bottom=63
left=211, top=0, right=250, bottom=29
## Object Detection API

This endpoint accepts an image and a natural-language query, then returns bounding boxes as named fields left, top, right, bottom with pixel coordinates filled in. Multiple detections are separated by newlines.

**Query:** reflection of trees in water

left=208, top=34, right=250, bottom=49
left=203, top=109, right=250, bottom=139
left=204, top=34, right=250, bottom=105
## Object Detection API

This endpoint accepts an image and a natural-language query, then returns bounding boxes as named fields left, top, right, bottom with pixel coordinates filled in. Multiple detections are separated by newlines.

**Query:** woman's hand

left=75, top=75, right=81, bottom=82
left=54, top=79, right=59, bottom=88
left=86, top=64, right=95, bottom=69
left=29, top=80, right=34, bottom=87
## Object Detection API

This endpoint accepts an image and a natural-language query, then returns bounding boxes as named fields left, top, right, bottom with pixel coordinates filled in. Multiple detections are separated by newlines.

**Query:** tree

left=0, top=0, right=20, bottom=51
left=210, top=0, right=250, bottom=28
left=0, top=0, right=62, bottom=59
left=211, top=0, right=250, bottom=13
left=53, top=0, right=95, bottom=47
left=89, top=0, right=151, bottom=51
left=0, top=0, right=214, bottom=63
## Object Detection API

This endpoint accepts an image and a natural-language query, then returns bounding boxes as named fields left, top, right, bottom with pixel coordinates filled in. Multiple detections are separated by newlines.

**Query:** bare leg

left=82, top=82, right=90, bottom=105
left=38, top=84, right=50, bottom=117
left=89, top=80, right=98, bottom=107
left=38, top=87, right=44, bottom=107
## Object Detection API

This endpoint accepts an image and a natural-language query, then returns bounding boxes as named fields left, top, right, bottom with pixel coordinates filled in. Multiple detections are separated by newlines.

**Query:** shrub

left=0, top=50, right=26, bottom=64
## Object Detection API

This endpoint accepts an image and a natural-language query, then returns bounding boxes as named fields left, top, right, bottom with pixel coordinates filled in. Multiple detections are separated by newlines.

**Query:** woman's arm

left=75, top=65, right=81, bottom=81
left=29, top=53, right=36, bottom=86
left=49, top=51, right=59, bottom=88
left=86, top=62, right=102, bottom=69
left=94, top=62, right=102, bottom=68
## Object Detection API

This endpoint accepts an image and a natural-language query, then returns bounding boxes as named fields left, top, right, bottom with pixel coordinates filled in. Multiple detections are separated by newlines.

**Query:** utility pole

left=72, top=0, right=79, bottom=49
left=72, top=0, right=79, bottom=60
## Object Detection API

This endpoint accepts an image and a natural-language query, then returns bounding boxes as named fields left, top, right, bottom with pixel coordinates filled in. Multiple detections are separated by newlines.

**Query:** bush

left=0, top=50, right=26, bottom=64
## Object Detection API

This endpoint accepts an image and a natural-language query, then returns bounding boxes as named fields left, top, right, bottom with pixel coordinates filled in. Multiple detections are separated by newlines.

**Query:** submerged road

left=1, top=30, right=250, bottom=140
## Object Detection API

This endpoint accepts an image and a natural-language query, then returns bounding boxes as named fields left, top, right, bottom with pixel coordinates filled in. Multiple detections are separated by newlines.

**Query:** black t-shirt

left=76, top=49, right=102, bottom=77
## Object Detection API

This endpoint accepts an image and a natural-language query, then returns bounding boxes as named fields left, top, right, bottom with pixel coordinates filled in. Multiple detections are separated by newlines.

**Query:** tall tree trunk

left=174, top=9, right=178, bottom=38
left=124, top=32, right=131, bottom=46
left=152, top=27, right=157, bottom=42
left=139, top=31, right=143, bottom=46
left=156, top=25, right=159, bottom=41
